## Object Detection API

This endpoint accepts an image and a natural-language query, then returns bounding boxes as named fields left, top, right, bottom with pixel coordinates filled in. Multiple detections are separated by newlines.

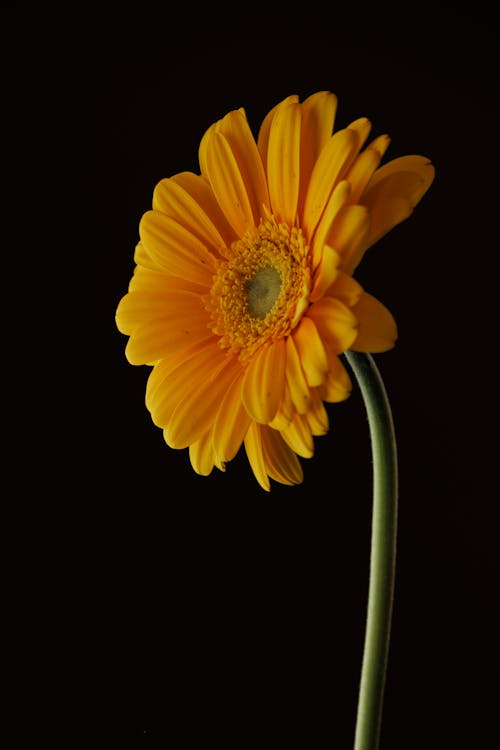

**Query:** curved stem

left=344, top=351, right=398, bottom=750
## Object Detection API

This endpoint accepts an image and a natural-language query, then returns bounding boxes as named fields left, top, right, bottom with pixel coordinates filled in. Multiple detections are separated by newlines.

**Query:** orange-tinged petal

left=189, top=428, right=218, bottom=476
left=326, top=271, right=363, bottom=306
left=212, top=370, right=251, bottom=463
left=326, top=204, right=371, bottom=275
left=145, top=339, right=224, bottom=428
left=303, top=129, right=359, bottom=241
left=127, top=264, right=167, bottom=294
left=217, top=109, right=270, bottom=224
left=346, top=135, right=390, bottom=203
left=153, top=172, right=233, bottom=255
left=350, top=292, right=398, bottom=352
left=310, top=245, right=341, bottom=302
left=318, top=349, right=352, bottom=403
left=198, top=119, right=218, bottom=180
left=292, top=317, right=329, bottom=387
left=244, top=422, right=270, bottom=492
left=366, top=154, right=435, bottom=194
left=164, top=358, right=241, bottom=449
left=257, top=95, right=299, bottom=172
left=171, top=172, right=237, bottom=248
left=310, top=180, right=351, bottom=269
left=306, top=390, right=329, bottom=435
left=269, top=379, right=295, bottom=432
left=139, top=210, right=217, bottom=285
left=307, top=297, right=359, bottom=354
left=124, top=313, right=211, bottom=367
left=133, top=241, right=151, bottom=268
left=128, top=266, right=205, bottom=296
left=204, top=130, right=255, bottom=237
left=242, top=339, right=286, bottom=423
left=281, top=414, right=314, bottom=458
left=116, top=288, right=203, bottom=335
left=367, top=134, right=392, bottom=159
left=267, top=100, right=301, bottom=225
left=261, top=426, right=303, bottom=485
left=298, top=91, right=337, bottom=217
left=360, top=155, right=435, bottom=250
left=346, top=117, right=372, bottom=151
left=285, top=334, right=312, bottom=415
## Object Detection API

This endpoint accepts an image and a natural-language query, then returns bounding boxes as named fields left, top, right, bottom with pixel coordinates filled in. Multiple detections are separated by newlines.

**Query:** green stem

left=344, top=351, right=398, bottom=750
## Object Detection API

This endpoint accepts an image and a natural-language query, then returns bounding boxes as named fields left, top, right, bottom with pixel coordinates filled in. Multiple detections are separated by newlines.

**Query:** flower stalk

left=344, top=351, right=398, bottom=750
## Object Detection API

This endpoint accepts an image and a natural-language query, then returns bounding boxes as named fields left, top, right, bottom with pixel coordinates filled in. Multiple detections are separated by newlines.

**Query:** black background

left=3, top=3, right=499, bottom=748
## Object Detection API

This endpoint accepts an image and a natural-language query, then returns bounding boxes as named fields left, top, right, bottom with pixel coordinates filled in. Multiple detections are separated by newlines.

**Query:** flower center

left=206, top=215, right=311, bottom=362
left=245, top=266, right=282, bottom=320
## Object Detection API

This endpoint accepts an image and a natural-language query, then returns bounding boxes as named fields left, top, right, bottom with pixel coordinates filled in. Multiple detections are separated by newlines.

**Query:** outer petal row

left=356, top=155, right=435, bottom=265
left=199, top=92, right=340, bottom=241
left=153, top=171, right=236, bottom=254
left=139, top=210, right=217, bottom=285
left=199, top=109, right=270, bottom=236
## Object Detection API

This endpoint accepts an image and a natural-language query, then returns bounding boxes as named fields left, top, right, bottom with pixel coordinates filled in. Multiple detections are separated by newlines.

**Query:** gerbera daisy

left=116, top=92, right=434, bottom=490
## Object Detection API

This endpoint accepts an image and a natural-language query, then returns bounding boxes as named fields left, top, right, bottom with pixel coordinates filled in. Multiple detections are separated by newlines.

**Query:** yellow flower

left=116, top=92, right=434, bottom=490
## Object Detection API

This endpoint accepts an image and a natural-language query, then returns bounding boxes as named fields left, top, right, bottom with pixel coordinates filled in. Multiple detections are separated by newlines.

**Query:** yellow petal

left=242, top=339, right=286, bottom=423
left=212, top=370, right=251, bottom=463
left=133, top=241, right=151, bottom=268
left=124, top=314, right=211, bottom=367
left=346, top=135, right=390, bottom=203
left=127, top=264, right=167, bottom=294
left=292, top=317, right=329, bottom=387
left=267, top=100, right=301, bottom=225
left=189, top=428, right=218, bottom=476
left=261, top=426, right=303, bottom=485
left=310, top=245, right=341, bottom=302
left=310, top=180, right=351, bottom=270
left=198, top=120, right=218, bottom=179
left=298, top=91, right=337, bottom=217
left=257, top=95, right=299, bottom=173
left=307, top=297, right=359, bottom=354
left=306, top=389, right=329, bottom=435
left=269, top=378, right=295, bottom=431
left=318, top=349, right=352, bottom=403
left=139, top=210, right=217, bottom=285
left=280, top=414, right=314, bottom=458
left=327, top=204, right=371, bottom=275
left=165, top=358, right=241, bottom=449
left=244, top=422, right=270, bottom=491
left=200, top=108, right=270, bottom=236
left=360, top=155, right=435, bottom=249
left=204, top=130, right=255, bottom=237
left=128, top=266, right=205, bottom=296
left=285, top=334, right=312, bottom=415
left=217, top=109, right=270, bottom=225
left=145, top=339, right=223, bottom=428
left=170, top=171, right=237, bottom=249
left=367, top=134, right=392, bottom=159
left=153, top=172, right=234, bottom=255
left=326, top=271, right=363, bottom=307
left=346, top=117, right=372, bottom=151
left=367, top=154, right=435, bottom=195
left=116, top=288, right=203, bottom=335
left=303, top=129, right=359, bottom=241
left=350, top=292, right=398, bottom=352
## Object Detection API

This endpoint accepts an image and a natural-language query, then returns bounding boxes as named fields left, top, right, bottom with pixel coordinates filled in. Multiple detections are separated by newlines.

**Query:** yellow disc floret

left=207, top=216, right=311, bottom=362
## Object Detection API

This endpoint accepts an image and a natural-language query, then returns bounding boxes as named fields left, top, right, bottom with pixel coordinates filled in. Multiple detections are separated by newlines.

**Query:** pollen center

left=206, top=215, right=311, bottom=362
left=246, top=266, right=282, bottom=320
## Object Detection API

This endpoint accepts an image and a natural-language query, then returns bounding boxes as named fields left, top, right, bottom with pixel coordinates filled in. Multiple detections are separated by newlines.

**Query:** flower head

left=116, top=92, right=434, bottom=490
